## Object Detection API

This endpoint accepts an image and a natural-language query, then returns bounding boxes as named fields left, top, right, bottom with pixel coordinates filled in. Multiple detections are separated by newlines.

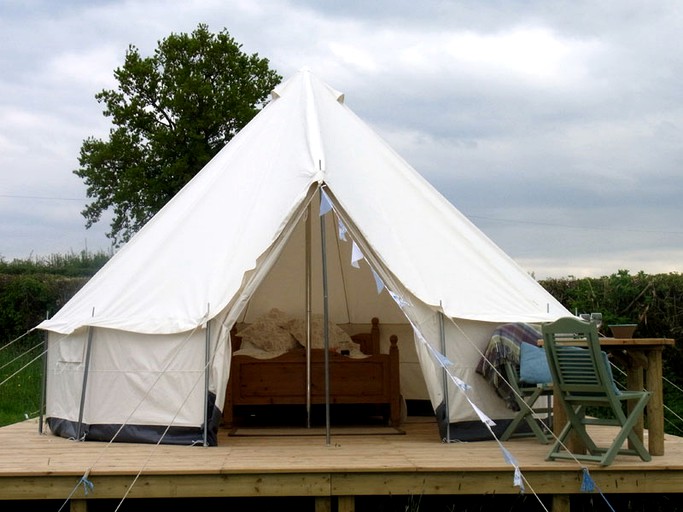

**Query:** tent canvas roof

left=39, top=69, right=567, bottom=336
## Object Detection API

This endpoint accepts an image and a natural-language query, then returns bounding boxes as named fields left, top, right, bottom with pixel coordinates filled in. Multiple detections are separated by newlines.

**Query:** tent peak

left=271, top=68, right=345, bottom=104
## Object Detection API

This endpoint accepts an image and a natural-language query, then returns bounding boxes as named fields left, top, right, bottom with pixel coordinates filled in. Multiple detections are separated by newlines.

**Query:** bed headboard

left=350, top=317, right=381, bottom=355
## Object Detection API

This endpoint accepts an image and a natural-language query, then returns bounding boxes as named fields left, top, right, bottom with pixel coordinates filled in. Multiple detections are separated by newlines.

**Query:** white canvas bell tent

left=37, top=68, right=570, bottom=446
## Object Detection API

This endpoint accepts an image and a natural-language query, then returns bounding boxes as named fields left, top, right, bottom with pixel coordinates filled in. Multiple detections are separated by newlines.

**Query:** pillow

left=235, top=308, right=300, bottom=352
left=519, top=342, right=552, bottom=384
left=286, top=315, right=359, bottom=351
left=520, top=343, right=621, bottom=394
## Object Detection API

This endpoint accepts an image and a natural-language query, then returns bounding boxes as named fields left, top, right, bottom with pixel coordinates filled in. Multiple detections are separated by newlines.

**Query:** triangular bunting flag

left=351, top=241, right=363, bottom=268
left=319, top=189, right=333, bottom=216
left=371, top=269, right=385, bottom=294
left=469, top=400, right=496, bottom=427
left=337, top=218, right=347, bottom=241
left=514, top=467, right=525, bottom=493
left=580, top=468, right=596, bottom=492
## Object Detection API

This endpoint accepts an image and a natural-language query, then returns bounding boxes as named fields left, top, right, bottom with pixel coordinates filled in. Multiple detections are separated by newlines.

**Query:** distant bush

left=540, top=270, right=683, bottom=337
left=0, top=250, right=111, bottom=277
left=0, top=251, right=108, bottom=343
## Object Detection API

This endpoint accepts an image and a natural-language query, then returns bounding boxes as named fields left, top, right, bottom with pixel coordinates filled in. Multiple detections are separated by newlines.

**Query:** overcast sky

left=1, top=0, right=682, bottom=279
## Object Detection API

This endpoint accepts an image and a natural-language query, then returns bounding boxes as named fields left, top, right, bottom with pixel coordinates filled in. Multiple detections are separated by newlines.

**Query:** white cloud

left=47, top=46, right=121, bottom=90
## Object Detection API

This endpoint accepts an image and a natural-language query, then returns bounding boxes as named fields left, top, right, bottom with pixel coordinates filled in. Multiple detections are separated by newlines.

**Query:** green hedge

left=0, top=274, right=88, bottom=342
left=0, top=251, right=106, bottom=341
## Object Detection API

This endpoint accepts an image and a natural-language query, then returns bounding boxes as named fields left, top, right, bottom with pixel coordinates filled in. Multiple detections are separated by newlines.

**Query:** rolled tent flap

left=39, top=68, right=570, bottom=446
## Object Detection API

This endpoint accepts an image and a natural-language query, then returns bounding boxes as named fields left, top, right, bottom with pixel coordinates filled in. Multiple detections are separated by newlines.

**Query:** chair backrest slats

left=543, top=318, right=614, bottom=398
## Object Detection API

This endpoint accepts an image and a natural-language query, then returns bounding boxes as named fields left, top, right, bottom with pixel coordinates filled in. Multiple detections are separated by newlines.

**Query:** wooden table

left=551, top=337, right=675, bottom=456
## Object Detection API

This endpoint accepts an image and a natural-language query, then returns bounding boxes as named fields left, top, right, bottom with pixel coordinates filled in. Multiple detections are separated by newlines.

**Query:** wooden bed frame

left=222, top=317, right=401, bottom=427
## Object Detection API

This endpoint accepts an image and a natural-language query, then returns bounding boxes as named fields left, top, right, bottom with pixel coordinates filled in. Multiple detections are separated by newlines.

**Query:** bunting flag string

left=395, top=306, right=529, bottom=491
left=320, top=188, right=568, bottom=506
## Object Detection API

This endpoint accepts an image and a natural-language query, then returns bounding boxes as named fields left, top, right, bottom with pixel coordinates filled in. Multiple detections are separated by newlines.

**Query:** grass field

left=0, top=333, right=44, bottom=427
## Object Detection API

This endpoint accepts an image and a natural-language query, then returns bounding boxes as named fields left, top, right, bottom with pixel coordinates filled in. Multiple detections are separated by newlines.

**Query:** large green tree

left=75, top=24, right=281, bottom=245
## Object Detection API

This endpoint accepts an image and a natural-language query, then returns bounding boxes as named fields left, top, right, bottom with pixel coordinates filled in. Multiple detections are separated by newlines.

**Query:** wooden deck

left=1, top=416, right=682, bottom=511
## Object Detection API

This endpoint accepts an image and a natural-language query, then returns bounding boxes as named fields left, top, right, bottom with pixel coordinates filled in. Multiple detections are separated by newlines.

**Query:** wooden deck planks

left=0, top=416, right=682, bottom=503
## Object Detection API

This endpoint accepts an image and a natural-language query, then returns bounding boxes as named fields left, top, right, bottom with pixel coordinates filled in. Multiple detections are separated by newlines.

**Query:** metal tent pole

left=320, top=199, right=331, bottom=445
left=203, top=304, right=211, bottom=446
left=77, top=323, right=95, bottom=442
left=439, top=310, right=451, bottom=443
left=305, top=205, right=312, bottom=428
left=39, top=312, right=49, bottom=435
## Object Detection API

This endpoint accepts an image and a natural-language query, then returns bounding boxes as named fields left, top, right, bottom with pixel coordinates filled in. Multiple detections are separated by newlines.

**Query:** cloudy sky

left=1, top=0, right=682, bottom=279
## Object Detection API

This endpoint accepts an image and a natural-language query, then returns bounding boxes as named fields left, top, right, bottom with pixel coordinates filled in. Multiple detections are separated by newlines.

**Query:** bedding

left=223, top=312, right=401, bottom=427
left=476, top=322, right=542, bottom=410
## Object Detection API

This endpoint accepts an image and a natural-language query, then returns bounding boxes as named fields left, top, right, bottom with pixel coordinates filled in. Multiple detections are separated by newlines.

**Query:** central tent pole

left=320, top=194, right=331, bottom=445
left=305, top=205, right=312, bottom=428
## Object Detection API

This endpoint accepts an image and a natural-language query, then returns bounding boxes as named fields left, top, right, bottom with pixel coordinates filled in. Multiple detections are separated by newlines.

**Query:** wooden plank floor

left=1, top=416, right=682, bottom=504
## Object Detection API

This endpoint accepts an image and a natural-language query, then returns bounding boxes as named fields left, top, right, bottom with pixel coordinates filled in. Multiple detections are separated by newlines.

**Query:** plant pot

left=608, top=324, right=637, bottom=338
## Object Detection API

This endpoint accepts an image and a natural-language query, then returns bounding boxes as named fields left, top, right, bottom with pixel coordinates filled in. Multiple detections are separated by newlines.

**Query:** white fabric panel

left=47, top=328, right=208, bottom=427
left=441, top=319, right=515, bottom=423
left=46, top=329, right=88, bottom=423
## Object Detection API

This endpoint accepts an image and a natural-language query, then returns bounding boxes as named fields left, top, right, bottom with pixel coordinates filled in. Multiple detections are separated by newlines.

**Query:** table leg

left=552, top=390, right=585, bottom=453
left=552, top=391, right=565, bottom=438
left=646, top=348, right=665, bottom=456
left=625, top=357, right=644, bottom=450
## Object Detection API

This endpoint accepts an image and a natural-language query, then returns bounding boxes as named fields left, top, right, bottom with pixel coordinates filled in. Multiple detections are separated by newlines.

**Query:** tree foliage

left=75, top=24, right=282, bottom=245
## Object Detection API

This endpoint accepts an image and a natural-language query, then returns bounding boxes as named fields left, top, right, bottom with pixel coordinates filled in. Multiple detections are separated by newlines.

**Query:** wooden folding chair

left=499, top=361, right=553, bottom=443
left=542, top=317, right=651, bottom=466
